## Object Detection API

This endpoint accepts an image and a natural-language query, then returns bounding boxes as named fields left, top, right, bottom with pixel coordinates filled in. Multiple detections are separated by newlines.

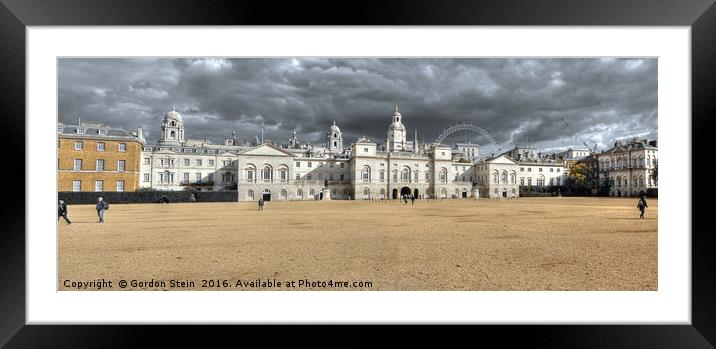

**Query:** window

left=364, top=148, right=369, bottom=152
left=144, top=158, right=150, bottom=165
left=329, top=174, right=334, bottom=181
left=296, top=162, right=301, bottom=167
left=263, top=167, right=272, bottom=182
left=74, top=141, right=83, bottom=150
left=117, top=160, right=126, bottom=172
left=208, top=159, right=214, bottom=166
left=520, top=167, right=524, bottom=172
left=96, top=159, right=105, bottom=171
left=296, top=174, right=300, bottom=180
left=319, top=162, right=324, bottom=168
left=307, top=175, right=312, bottom=180
left=415, top=171, right=419, bottom=181
left=340, top=163, right=345, bottom=168
left=528, top=178, right=532, bottom=186
left=118, top=143, right=126, bottom=152
left=550, top=168, right=554, bottom=172
left=98, top=129, right=108, bottom=135
left=361, top=166, right=370, bottom=181
left=183, top=173, right=190, bottom=183
left=77, top=128, right=86, bottom=134
left=425, top=172, right=430, bottom=180
left=96, top=142, right=105, bottom=151
left=247, top=190, right=254, bottom=200
left=308, top=162, right=313, bottom=168
left=539, top=168, right=543, bottom=172
left=501, top=172, right=508, bottom=184
left=208, top=173, right=214, bottom=182
left=550, top=178, right=554, bottom=186
left=143, top=173, right=150, bottom=182
left=116, top=180, right=125, bottom=192
left=392, top=170, right=398, bottom=182
left=73, top=159, right=82, bottom=171
left=319, top=174, right=324, bottom=180
left=440, top=169, right=447, bottom=183
left=401, top=169, right=409, bottom=182
left=330, top=162, right=334, bottom=168
left=95, top=180, right=104, bottom=192
left=441, top=152, right=445, bottom=156
left=520, top=178, right=525, bottom=186
left=557, top=177, right=561, bottom=185
left=184, top=159, right=190, bottom=166
left=296, top=189, right=303, bottom=198
left=528, top=168, right=532, bottom=172
left=247, top=170, right=254, bottom=181
left=340, top=174, right=344, bottom=181
left=280, top=170, right=287, bottom=181
left=72, top=180, right=81, bottom=192
left=196, top=159, right=202, bottom=166
left=557, top=168, right=560, bottom=172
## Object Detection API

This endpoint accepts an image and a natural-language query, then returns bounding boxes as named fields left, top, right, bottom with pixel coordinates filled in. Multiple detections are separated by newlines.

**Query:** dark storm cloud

left=58, top=57, right=657, bottom=153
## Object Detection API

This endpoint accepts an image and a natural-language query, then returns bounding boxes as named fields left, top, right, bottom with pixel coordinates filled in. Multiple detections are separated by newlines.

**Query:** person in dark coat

left=410, top=195, right=415, bottom=205
left=96, top=196, right=109, bottom=223
left=258, top=198, right=264, bottom=211
left=637, top=196, right=648, bottom=219
left=58, top=199, right=71, bottom=224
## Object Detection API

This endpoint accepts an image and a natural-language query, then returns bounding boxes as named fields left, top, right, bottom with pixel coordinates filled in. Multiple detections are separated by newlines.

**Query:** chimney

left=137, top=128, right=144, bottom=140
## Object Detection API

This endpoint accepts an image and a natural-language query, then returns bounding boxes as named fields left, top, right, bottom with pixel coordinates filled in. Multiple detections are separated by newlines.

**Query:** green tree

left=650, top=159, right=658, bottom=185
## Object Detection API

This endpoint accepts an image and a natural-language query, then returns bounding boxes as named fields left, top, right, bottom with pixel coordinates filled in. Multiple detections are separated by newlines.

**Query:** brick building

left=58, top=122, right=145, bottom=192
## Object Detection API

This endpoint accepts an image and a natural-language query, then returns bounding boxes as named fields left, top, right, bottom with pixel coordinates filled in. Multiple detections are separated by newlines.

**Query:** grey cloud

left=58, top=57, right=657, bottom=153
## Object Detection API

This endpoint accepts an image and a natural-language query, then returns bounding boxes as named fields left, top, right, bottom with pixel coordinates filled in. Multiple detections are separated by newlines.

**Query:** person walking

left=58, top=199, right=71, bottom=224
left=410, top=195, right=415, bottom=205
left=258, top=197, right=265, bottom=211
left=637, top=196, right=648, bottom=219
left=96, top=196, right=109, bottom=223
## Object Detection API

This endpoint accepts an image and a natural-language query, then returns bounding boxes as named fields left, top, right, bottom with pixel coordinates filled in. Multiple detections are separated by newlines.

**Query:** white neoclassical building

left=140, top=106, right=576, bottom=200
left=597, top=138, right=658, bottom=197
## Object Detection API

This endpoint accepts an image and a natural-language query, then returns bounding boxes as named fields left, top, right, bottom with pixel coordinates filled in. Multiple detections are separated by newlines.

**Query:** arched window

left=380, top=188, right=386, bottom=198
left=520, top=177, right=525, bottom=186
left=361, top=166, right=371, bottom=182
left=639, top=176, right=644, bottom=186
left=617, top=176, right=622, bottom=187
left=262, top=166, right=272, bottom=182
left=170, top=121, right=175, bottom=127
left=510, top=172, right=516, bottom=184
left=309, top=188, right=315, bottom=197
left=280, top=189, right=287, bottom=199
left=296, top=188, right=303, bottom=198
left=170, top=130, right=176, bottom=138
left=278, top=167, right=287, bottom=182
left=247, top=189, right=254, bottom=200
left=501, top=171, right=508, bottom=184
left=402, top=168, right=410, bottom=182
left=440, top=188, right=447, bottom=198
left=333, top=141, right=337, bottom=147
left=549, top=178, right=554, bottom=186
left=528, top=178, right=532, bottom=186
left=492, top=171, right=499, bottom=184
left=440, top=168, right=448, bottom=183
left=556, top=177, right=561, bottom=186
left=363, top=188, right=370, bottom=198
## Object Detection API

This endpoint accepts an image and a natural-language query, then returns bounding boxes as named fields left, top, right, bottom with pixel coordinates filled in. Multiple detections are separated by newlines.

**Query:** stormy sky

left=58, top=58, right=657, bottom=154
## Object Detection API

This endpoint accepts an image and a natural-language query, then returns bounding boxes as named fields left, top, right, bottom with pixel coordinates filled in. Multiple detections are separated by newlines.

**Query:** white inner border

left=27, top=27, right=690, bottom=324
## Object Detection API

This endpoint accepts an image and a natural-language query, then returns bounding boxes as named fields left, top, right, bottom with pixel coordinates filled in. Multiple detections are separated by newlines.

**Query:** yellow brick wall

left=57, top=137, right=142, bottom=191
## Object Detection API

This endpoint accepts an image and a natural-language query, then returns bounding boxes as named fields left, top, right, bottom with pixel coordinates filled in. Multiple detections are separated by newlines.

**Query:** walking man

left=58, top=199, right=71, bottom=224
left=96, top=196, right=109, bottom=223
left=637, top=195, right=648, bottom=219
left=410, top=195, right=415, bottom=205
left=258, top=197, right=265, bottom=211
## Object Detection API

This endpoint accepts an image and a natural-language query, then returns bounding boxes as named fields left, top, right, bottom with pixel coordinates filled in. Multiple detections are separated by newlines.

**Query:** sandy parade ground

left=58, top=197, right=657, bottom=291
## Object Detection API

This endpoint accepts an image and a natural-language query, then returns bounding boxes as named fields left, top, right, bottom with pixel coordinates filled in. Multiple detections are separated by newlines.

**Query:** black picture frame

left=2, top=0, right=714, bottom=347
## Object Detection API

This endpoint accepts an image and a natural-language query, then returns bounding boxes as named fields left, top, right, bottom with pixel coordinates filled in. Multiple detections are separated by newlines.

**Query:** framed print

left=2, top=0, right=716, bottom=347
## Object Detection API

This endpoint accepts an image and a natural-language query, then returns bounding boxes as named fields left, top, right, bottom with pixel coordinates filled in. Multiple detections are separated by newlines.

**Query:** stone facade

left=598, top=138, right=658, bottom=197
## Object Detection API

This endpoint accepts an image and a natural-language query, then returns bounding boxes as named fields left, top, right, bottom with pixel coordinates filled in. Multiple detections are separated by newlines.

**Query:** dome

left=329, top=121, right=341, bottom=133
left=163, top=106, right=183, bottom=123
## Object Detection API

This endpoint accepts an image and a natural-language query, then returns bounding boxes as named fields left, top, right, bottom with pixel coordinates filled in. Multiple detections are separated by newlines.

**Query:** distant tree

left=650, top=159, right=658, bottom=185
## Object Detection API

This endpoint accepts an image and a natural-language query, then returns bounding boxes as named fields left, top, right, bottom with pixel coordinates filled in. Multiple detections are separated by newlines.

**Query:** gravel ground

left=58, top=197, right=657, bottom=291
